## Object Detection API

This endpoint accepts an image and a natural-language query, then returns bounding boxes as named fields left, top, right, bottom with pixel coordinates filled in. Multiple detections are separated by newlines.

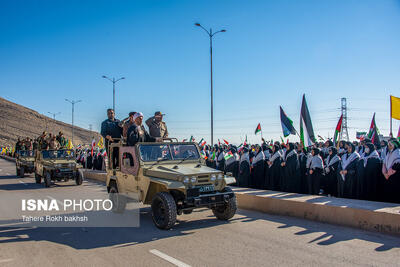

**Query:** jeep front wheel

left=19, top=167, right=25, bottom=178
left=16, top=167, right=20, bottom=177
left=109, top=182, right=126, bottom=213
left=212, top=187, right=237, bottom=220
left=151, top=192, right=177, bottom=230
left=44, top=172, right=52, bottom=187
left=75, top=171, right=83, bottom=185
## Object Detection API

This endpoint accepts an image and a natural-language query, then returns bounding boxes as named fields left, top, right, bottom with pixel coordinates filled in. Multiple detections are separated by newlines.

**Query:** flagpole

left=390, top=95, right=393, bottom=137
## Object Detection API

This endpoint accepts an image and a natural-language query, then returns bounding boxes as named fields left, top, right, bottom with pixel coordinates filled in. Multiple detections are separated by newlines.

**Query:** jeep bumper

left=186, top=191, right=235, bottom=208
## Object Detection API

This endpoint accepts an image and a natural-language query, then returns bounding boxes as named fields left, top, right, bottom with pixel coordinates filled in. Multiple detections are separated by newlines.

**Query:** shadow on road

left=0, top=207, right=243, bottom=250
left=236, top=209, right=400, bottom=252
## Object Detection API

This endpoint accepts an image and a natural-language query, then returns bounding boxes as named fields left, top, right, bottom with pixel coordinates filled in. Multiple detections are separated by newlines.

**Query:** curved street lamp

left=102, top=75, right=125, bottom=114
left=195, top=23, right=226, bottom=145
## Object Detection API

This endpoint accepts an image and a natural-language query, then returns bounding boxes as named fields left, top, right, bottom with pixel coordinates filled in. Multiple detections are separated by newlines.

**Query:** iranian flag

left=189, top=136, right=195, bottom=142
left=367, top=113, right=380, bottom=146
left=333, top=114, right=343, bottom=146
left=299, top=94, right=316, bottom=148
left=244, top=135, right=248, bottom=146
left=211, top=151, right=216, bottom=160
left=224, top=151, right=233, bottom=161
left=223, top=139, right=229, bottom=145
left=91, top=139, right=96, bottom=157
left=255, top=123, right=261, bottom=135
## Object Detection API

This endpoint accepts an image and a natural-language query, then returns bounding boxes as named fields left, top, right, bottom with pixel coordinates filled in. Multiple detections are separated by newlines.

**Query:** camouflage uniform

left=145, top=116, right=168, bottom=138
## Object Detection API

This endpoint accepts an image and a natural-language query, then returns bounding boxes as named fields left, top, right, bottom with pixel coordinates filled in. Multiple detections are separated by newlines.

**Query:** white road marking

left=0, top=258, right=14, bottom=263
left=149, top=249, right=191, bottom=267
left=47, top=196, right=64, bottom=207
left=19, top=180, right=27, bottom=186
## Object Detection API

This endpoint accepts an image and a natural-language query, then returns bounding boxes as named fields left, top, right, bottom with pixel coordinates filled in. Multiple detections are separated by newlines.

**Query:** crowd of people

left=14, top=131, right=67, bottom=154
left=201, top=138, right=400, bottom=204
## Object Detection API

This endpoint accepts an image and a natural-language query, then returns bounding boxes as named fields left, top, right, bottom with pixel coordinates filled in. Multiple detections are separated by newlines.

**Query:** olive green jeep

left=16, top=150, right=35, bottom=177
left=34, top=149, right=83, bottom=187
left=106, top=139, right=237, bottom=230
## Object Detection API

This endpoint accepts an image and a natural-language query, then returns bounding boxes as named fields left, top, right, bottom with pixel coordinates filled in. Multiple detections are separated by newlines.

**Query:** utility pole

left=340, top=98, right=349, bottom=141
left=195, top=23, right=226, bottom=145
left=65, top=99, right=82, bottom=146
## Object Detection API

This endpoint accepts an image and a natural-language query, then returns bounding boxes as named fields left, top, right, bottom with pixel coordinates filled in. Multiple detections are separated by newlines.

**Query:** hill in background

left=0, top=97, right=100, bottom=147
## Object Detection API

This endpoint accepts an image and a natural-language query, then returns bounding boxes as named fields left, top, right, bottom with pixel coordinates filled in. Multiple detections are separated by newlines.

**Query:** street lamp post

left=65, top=99, right=81, bottom=146
left=102, top=75, right=125, bottom=114
left=48, top=112, right=61, bottom=120
left=195, top=23, right=226, bottom=146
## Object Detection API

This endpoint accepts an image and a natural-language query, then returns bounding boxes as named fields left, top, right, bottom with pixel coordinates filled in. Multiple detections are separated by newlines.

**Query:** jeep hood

left=144, top=164, right=221, bottom=179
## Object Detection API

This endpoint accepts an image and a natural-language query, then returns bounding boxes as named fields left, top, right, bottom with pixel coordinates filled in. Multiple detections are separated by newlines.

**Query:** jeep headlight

left=183, top=176, right=189, bottom=184
left=217, top=173, right=223, bottom=180
left=190, top=176, right=197, bottom=183
left=210, top=174, right=216, bottom=181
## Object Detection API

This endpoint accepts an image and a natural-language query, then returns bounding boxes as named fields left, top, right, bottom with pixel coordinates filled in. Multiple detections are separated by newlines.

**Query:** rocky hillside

left=0, top=97, right=100, bottom=147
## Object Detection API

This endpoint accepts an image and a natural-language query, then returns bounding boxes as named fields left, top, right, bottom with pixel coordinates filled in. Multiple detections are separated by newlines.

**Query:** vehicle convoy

left=34, top=149, right=83, bottom=187
left=106, top=139, right=237, bottom=230
left=16, top=150, right=35, bottom=177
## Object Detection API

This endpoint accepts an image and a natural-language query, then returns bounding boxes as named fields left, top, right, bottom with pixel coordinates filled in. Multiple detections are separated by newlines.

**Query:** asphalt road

left=0, top=158, right=400, bottom=267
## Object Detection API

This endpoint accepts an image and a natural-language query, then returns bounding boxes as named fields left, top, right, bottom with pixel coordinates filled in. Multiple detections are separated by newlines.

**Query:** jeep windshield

left=139, top=144, right=200, bottom=162
left=18, top=150, right=34, bottom=157
left=42, top=149, right=75, bottom=159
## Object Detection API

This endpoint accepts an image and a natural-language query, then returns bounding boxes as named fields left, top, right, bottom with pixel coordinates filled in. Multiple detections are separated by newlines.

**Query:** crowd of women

left=202, top=138, right=400, bottom=203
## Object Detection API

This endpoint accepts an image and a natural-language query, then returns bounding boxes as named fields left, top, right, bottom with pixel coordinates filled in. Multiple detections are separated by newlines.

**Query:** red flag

left=333, top=114, right=343, bottom=145
left=91, top=139, right=95, bottom=157
left=223, top=139, right=229, bottom=145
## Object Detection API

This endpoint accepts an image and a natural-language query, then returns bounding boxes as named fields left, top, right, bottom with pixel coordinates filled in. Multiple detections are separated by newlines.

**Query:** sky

left=1, top=0, right=399, bottom=145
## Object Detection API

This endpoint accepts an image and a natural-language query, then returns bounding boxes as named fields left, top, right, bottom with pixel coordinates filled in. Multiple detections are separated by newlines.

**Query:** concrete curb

left=81, top=170, right=400, bottom=235
left=0, top=155, right=16, bottom=162
left=233, top=188, right=400, bottom=235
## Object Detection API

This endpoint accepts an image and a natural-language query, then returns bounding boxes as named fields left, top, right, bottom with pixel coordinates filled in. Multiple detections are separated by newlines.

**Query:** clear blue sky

left=1, top=0, right=399, bottom=144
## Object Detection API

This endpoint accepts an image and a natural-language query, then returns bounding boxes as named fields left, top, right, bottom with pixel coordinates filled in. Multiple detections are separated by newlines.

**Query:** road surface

left=0, top=158, right=399, bottom=266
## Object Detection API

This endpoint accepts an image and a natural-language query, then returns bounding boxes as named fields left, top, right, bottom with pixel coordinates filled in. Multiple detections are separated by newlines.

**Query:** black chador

left=298, top=149, right=309, bottom=194
left=281, top=143, right=300, bottom=193
left=262, top=146, right=272, bottom=190
left=251, top=148, right=265, bottom=189
left=306, top=148, right=324, bottom=195
left=267, top=145, right=282, bottom=191
left=338, top=146, right=360, bottom=198
left=216, top=149, right=225, bottom=172
left=382, top=142, right=400, bottom=203
left=323, top=147, right=340, bottom=197
left=361, top=143, right=381, bottom=201
left=238, top=149, right=251, bottom=188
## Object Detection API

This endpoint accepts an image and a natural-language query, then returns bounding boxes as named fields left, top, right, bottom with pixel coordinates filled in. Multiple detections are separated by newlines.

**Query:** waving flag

left=224, top=151, right=233, bottom=161
left=223, top=139, right=229, bottom=145
left=255, top=123, right=261, bottom=135
left=333, top=114, right=343, bottom=146
left=189, top=136, right=195, bottom=142
left=300, top=94, right=316, bottom=148
left=97, top=137, right=104, bottom=149
left=280, top=106, right=296, bottom=137
left=91, top=139, right=96, bottom=157
left=367, top=113, right=380, bottom=146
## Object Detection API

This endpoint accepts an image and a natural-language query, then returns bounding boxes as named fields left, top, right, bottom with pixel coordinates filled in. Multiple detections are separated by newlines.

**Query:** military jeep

left=16, top=150, right=35, bottom=177
left=106, top=139, right=237, bottom=230
left=34, top=149, right=83, bottom=187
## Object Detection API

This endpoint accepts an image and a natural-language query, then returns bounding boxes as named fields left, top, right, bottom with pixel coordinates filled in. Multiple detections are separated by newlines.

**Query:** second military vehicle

left=16, top=150, right=35, bottom=177
left=34, top=149, right=83, bottom=187
left=106, top=139, right=237, bottom=230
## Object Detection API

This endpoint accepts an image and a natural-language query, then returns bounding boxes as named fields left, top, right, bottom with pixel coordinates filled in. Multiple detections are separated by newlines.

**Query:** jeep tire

left=75, top=171, right=83, bottom=185
left=151, top=192, right=177, bottom=230
left=109, top=182, right=126, bottom=213
left=212, top=187, right=237, bottom=220
left=19, top=167, right=25, bottom=178
left=16, top=167, right=20, bottom=177
left=35, top=173, right=41, bottom=184
left=44, top=172, right=52, bottom=188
